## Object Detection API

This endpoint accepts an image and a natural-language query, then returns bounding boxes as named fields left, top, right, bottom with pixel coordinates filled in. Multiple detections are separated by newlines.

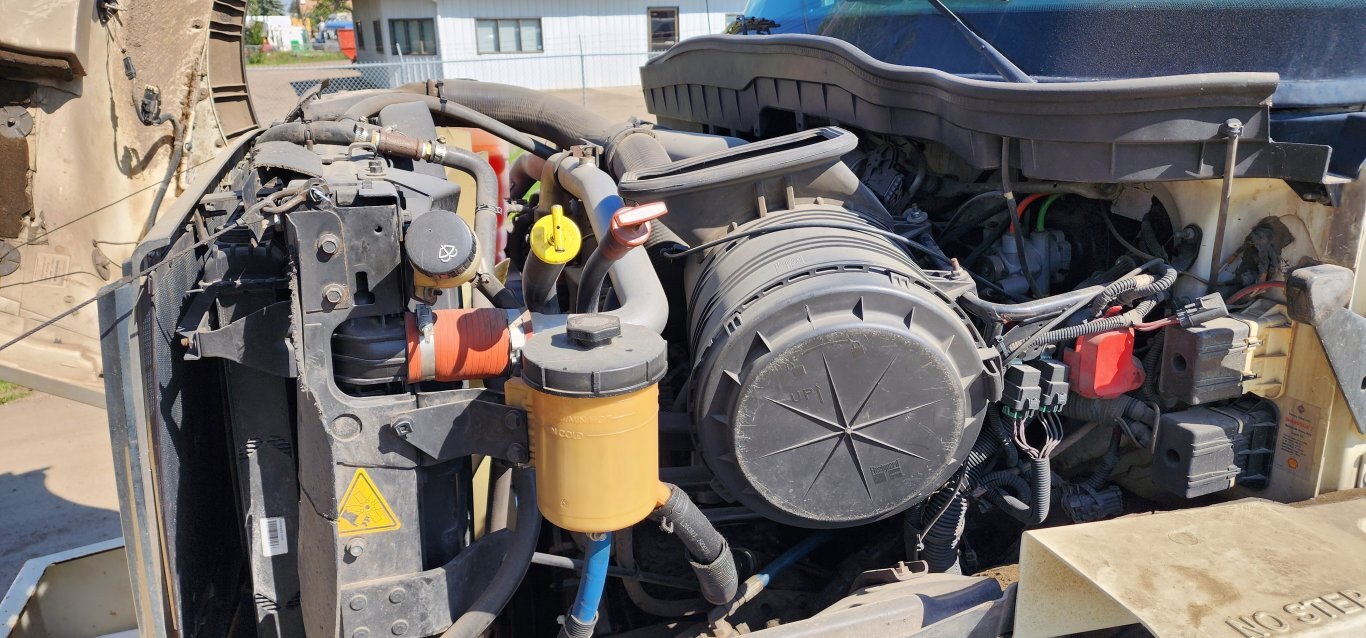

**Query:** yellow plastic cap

left=530, top=205, right=582, bottom=265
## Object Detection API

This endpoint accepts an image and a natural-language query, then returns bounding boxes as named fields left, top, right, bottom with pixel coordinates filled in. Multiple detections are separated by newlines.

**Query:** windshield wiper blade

left=926, top=0, right=1034, bottom=83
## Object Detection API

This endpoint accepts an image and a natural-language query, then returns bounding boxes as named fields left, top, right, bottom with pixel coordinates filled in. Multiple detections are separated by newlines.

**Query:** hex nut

left=318, top=234, right=341, bottom=256
left=346, top=537, right=367, bottom=558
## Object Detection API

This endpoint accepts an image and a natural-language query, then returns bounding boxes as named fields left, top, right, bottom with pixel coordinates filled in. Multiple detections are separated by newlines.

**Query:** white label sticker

left=260, top=516, right=288, bottom=557
left=35, top=253, right=69, bottom=288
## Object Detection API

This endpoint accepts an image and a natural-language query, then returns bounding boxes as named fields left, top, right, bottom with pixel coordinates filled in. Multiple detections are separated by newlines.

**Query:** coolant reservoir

left=506, top=314, right=667, bottom=533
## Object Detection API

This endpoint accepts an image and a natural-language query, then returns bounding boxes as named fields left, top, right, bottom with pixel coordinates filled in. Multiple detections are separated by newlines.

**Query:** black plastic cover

left=1151, top=396, right=1278, bottom=499
left=520, top=314, right=667, bottom=397
left=641, top=35, right=1333, bottom=183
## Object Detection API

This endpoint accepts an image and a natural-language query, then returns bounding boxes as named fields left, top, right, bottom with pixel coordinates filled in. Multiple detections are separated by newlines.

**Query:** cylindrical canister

left=509, top=314, right=668, bottom=533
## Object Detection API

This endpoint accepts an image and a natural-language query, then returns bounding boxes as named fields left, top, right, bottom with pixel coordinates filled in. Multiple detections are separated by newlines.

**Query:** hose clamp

left=507, top=309, right=531, bottom=365
left=416, top=305, right=437, bottom=380
left=430, top=141, right=447, bottom=164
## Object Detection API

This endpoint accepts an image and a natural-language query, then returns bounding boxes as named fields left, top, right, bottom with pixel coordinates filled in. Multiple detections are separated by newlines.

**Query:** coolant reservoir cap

left=406, top=209, right=478, bottom=281
left=520, top=314, right=666, bottom=397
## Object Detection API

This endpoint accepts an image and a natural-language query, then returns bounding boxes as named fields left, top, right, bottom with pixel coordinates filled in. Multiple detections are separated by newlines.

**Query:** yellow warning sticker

left=338, top=468, right=401, bottom=536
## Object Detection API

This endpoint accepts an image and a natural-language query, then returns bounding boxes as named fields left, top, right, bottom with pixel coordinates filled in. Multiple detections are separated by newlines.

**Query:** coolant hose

left=509, top=152, right=546, bottom=200
left=442, top=468, right=541, bottom=638
left=559, top=533, right=612, bottom=638
left=410, top=79, right=617, bottom=148
left=648, top=483, right=738, bottom=605
left=960, top=285, right=1105, bottom=323
left=549, top=154, right=669, bottom=333
left=256, top=119, right=362, bottom=145
left=340, top=93, right=558, bottom=158
left=575, top=249, right=613, bottom=314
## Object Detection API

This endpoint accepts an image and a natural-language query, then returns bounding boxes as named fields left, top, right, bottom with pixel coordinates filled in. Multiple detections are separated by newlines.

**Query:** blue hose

left=562, top=533, right=612, bottom=638
left=755, top=531, right=831, bottom=587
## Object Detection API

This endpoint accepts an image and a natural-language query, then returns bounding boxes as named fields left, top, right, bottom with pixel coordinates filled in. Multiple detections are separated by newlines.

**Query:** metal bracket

left=392, top=390, right=530, bottom=463
left=178, top=299, right=298, bottom=378
left=1314, top=307, right=1366, bottom=434
left=339, top=529, right=512, bottom=637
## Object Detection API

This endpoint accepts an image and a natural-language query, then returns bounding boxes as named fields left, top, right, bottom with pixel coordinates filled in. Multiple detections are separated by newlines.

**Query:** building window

left=373, top=20, right=383, bottom=54
left=649, top=8, right=679, bottom=52
left=389, top=18, right=437, bottom=56
left=355, top=23, right=365, bottom=49
left=475, top=19, right=543, bottom=54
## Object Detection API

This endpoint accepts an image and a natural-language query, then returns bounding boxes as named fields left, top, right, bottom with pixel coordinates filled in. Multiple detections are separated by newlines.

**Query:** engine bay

left=99, top=53, right=1365, bottom=636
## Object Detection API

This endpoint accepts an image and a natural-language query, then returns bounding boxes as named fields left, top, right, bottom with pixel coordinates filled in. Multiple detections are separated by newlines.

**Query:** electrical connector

left=1177, top=293, right=1228, bottom=328
left=1030, top=359, right=1069, bottom=412
left=1002, top=363, right=1042, bottom=415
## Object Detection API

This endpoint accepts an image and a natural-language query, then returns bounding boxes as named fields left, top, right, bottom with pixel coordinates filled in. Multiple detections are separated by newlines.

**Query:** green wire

left=1036, top=193, right=1062, bottom=232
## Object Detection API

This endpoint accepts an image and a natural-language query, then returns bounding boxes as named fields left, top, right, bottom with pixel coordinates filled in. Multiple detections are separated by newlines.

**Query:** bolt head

left=388, top=588, right=407, bottom=604
left=346, top=537, right=367, bottom=557
left=505, top=443, right=528, bottom=463
left=352, top=629, right=370, bottom=638
left=348, top=595, right=367, bottom=611
left=323, top=284, right=346, bottom=304
left=390, top=620, right=409, bottom=636
left=392, top=418, right=413, bottom=437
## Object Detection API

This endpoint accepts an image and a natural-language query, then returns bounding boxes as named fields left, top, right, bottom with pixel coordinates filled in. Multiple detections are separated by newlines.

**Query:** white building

left=248, top=15, right=309, bottom=51
left=349, top=1, right=746, bottom=90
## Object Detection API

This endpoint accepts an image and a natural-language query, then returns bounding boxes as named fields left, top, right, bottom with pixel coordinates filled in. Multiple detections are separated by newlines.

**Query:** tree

left=308, top=0, right=352, bottom=25
left=248, top=0, right=285, bottom=16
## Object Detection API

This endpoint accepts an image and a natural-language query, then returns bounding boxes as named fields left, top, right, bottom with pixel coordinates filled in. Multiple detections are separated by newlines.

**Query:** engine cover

left=687, top=207, right=994, bottom=528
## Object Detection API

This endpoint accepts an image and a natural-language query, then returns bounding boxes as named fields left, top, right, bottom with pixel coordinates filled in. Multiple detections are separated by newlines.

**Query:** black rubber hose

left=609, top=129, right=673, bottom=177
left=442, top=468, right=541, bottom=638
left=647, top=483, right=738, bottom=605
left=340, top=93, right=558, bottom=158
left=473, top=272, right=522, bottom=310
left=408, top=79, right=617, bottom=149
left=959, top=285, right=1106, bottom=323
left=575, top=249, right=612, bottom=314
left=1062, top=395, right=1156, bottom=447
left=255, top=120, right=360, bottom=145
left=939, top=191, right=1007, bottom=246
left=1028, top=457, right=1051, bottom=526
left=1081, top=434, right=1122, bottom=493
left=509, top=152, right=546, bottom=200
left=141, top=116, right=183, bottom=240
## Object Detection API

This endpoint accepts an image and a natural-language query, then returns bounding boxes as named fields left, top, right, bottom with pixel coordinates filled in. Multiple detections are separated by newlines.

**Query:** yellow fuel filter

left=505, top=314, right=668, bottom=533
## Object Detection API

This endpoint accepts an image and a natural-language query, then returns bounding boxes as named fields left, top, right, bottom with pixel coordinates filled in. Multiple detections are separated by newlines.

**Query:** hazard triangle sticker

left=338, top=468, right=401, bottom=536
